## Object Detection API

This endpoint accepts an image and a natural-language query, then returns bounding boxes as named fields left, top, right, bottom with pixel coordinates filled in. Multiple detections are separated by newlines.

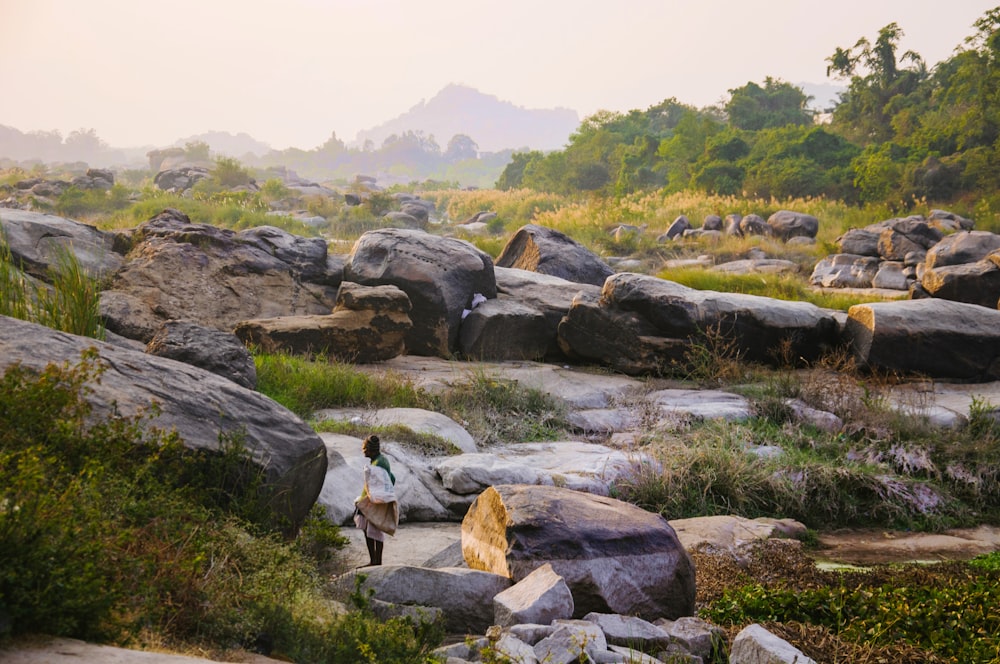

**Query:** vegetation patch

left=311, top=419, right=462, bottom=456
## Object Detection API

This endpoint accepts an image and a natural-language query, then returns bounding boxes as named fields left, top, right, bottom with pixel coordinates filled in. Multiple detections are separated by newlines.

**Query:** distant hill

left=173, top=131, right=273, bottom=158
left=353, top=84, right=580, bottom=153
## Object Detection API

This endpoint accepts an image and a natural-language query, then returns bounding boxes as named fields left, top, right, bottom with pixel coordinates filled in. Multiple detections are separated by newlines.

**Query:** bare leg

left=364, top=536, right=377, bottom=566
left=373, top=539, right=384, bottom=566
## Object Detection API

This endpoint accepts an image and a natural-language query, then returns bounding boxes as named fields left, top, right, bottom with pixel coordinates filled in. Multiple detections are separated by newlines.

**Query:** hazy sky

left=1, top=0, right=996, bottom=151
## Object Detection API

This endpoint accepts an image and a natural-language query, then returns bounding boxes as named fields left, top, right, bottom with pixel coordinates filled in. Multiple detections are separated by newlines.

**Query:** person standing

left=353, top=435, right=398, bottom=566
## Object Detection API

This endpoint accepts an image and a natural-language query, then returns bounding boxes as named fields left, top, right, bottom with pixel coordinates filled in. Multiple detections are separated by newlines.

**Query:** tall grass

left=0, top=233, right=105, bottom=339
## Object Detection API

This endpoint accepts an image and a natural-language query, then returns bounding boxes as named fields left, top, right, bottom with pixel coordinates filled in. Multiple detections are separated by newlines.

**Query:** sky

left=1, top=0, right=997, bottom=151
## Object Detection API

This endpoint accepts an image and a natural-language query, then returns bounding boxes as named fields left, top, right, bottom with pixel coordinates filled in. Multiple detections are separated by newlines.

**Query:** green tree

left=726, top=78, right=813, bottom=130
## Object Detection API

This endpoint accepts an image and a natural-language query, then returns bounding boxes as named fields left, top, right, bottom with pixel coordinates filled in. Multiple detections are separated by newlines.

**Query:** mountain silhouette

left=353, top=84, right=580, bottom=153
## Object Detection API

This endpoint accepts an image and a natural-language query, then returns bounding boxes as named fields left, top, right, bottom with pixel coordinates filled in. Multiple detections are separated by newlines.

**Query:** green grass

left=431, top=369, right=569, bottom=446
left=253, top=352, right=428, bottom=418
left=0, top=234, right=105, bottom=339
left=310, top=419, right=462, bottom=456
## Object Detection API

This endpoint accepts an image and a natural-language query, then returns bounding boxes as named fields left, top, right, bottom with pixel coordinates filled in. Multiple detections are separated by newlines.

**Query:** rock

left=0, top=209, right=124, bottom=281
left=237, top=225, right=339, bottom=285
left=435, top=441, right=637, bottom=496
left=784, top=399, right=843, bottom=432
left=0, top=316, right=327, bottom=531
left=145, top=319, right=257, bottom=389
left=703, top=214, right=723, bottom=231
left=459, top=298, right=550, bottom=361
left=494, top=267, right=600, bottom=357
left=494, top=563, right=575, bottom=627
left=711, top=259, right=798, bottom=275
left=874, top=217, right=944, bottom=261
left=809, top=253, right=880, bottom=288
left=682, top=228, right=724, bottom=241
left=724, top=213, right=743, bottom=236
left=534, top=620, right=608, bottom=664
left=344, top=229, right=496, bottom=357
left=925, top=230, right=1000, bottom=269
left=663, top=215, right=691, bottom=240
left=365, top=407, right=477, bottom=453
left=566, top=408, right=637, bottom=434
left=462, top=484, right=696, bottom=620
left=592, top=273, right=839, bottom=368
left=496, top=224, right=614, bottom=287
left=729, top=623, right=817, bottom=664
left=493, top=633, right=539, bottom=664
left=871, top=261, right=911, bottom=290
left=233, top=282, right=412, bottom=362
left=929, top=208, right=974, bottom=232
left=656, top=616, right=725, bottom=661
left=649, top=388, right=751, bottom=422
left=669, top=515, right=807, bottom=554
left=153, top=166, right=210, bottom=191
left=105, top=209, right=341, bottom=340
left=401, top=202, right=431, bottom=223
left=583, top=613, right=674, bottom=650
left=331, top=565, right=512, bottom=634
left=846, top=299, right=1000, bottom=381
left=836, top=228, right=881, bottom=257
left=383, top=210, right=424, bottom=229
left=920, top=255, right=1000, bottom=308
left=766, top=210, right=818, bottom=241
left=739, top=213, right=769, bottom=236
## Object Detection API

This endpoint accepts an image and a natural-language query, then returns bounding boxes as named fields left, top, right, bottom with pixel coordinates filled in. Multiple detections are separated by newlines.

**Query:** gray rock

left=657, top=616, right=725, bottom=661
left=702, top=214, right=723, bottom=231
left=871, top=261, right=911, bottom=291
left=0, top=316, right=327, bottom=531
left=0, top=208, right=124, bottom=281
left=729, top=623, right=816, bottom=664
left=724, top=213, right=743, bottom=236
left=153, top=166, right=210, bottom=191
left=921, top=254, right=1000, bottom=309
left=739, top=214, right=769, bottom=236
left=494, top=633, right=539, bottom=664
left=766, top=210, right=818, bottom=241
left=663, top=215, right=691, bottom=240
left=846, top=298, right=1000, bottom=381
left=836, top=228, right=881, bottom=257
left=583, top=613, right=674, bottom=650
left=462, top=485, right=696, bottom=620
left=459, top=298, right=550, bottom=361
left=928, top=208, right=974, bottom=232
left=535, top=620, right=608, bottom=664
left=145, top=319, right=257, bottom=389
left=649, top=388, right=751, bottom=422
left=925, top=230, right=1000, bottom=269
left=494, top=563, right=574, bottom=627
left=496, top=224, right=614, bottom=287
left=711, top=259, right=798, bottom=275
left=809, top=253, right=880, bottom=288
left=331, top=565, right=512, bottom=634
left=106, top=209, right=340, bottom=339
left=344, top=229, right=496, bottom=357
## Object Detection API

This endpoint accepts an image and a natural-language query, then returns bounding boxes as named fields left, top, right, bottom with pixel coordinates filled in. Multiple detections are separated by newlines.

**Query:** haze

left=1, top=0, right=997, bottom=151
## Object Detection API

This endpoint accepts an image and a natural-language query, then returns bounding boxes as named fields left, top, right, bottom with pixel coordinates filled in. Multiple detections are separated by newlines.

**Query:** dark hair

left=363, top=434, right=380, bottom=457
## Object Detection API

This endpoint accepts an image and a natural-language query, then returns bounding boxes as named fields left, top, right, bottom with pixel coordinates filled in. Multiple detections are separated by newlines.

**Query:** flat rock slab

left=341, top=521, right=462, bottom=569
left=360, top=356, right=645, bottom=409
left=0, top=638, right=283, bottom=664
left=814, top=525, right=1000, bottom=565
left=649, top=388, right=751, bottom=421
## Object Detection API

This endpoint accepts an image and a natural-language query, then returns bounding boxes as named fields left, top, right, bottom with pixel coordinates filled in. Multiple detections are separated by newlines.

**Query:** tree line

left=498, top=8, right=1000, bottom=210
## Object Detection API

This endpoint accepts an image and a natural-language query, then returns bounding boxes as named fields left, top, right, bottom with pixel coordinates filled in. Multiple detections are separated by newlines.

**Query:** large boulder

left=836, top=228, right=881, bottom=257
left=233, top=281, right=412, bottom=362
left=104, top=209, right=341, bottom=342
left=458, top=299, right=550, bottom=361
left=766, top=210, right=818, bottom=241
left=153, top=166, right=210, bottom=192
left=494, top=267, right=599, bottom=357
left=560, top=273, right=839, bottom=373
left=462, top=484, right=696, bottom=621
left=0, top=208, right=124, bottom=280
left=920, top=254, right=1000, bottom=309
left=845, top=299, right=1000, bottom=381
left=145, top=318, right=257, bottom=389
left=496, top=224, right=614, bottom=287
left=0, top=316, right=327, bottom=530
left=344, top=229, right=496, bottom=357
left=925, top=231, right=1000, bottom=269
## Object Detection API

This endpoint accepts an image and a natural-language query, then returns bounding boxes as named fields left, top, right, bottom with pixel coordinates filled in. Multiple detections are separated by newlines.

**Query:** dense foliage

left=498, top=8, right=1000, bottom=213
left=0, top=354, right=442, bottom=661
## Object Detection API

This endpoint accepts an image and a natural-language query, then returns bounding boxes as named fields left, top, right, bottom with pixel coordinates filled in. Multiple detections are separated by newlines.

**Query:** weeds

left=432, top=369, right=569, bottom=446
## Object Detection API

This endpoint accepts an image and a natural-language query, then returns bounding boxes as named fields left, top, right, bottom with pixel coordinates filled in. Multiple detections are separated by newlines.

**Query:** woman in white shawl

left=353, top=435, right=399, bottom=566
